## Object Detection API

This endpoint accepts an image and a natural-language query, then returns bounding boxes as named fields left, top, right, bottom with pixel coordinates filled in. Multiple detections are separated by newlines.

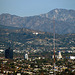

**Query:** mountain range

left=0, top=9, right=75, bottom=34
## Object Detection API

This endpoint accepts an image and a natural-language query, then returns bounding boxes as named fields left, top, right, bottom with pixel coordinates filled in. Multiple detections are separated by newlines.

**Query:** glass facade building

left=5, top=47, right=13, bottom=59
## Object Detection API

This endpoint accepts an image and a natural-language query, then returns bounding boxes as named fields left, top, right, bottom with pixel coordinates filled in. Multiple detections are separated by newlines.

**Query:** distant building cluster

left=52, top=51, right=62, bottom=59
left=0, top=47, right=75, bottom=75
left=4, top=47, right=29, bottom=61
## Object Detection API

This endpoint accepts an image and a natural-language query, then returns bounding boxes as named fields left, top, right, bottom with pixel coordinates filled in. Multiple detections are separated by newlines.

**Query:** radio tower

left=53, top=15, right=56, bottom=75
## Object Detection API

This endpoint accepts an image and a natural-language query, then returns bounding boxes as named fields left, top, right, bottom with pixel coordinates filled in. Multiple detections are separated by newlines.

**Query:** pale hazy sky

left=0, top=0, right=75, bottom=17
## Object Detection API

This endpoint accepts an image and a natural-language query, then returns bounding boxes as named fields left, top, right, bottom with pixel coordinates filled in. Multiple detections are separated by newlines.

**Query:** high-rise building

left=5, top=47, right=13, bottom=59
left=25, top=54, right=28, bottom=60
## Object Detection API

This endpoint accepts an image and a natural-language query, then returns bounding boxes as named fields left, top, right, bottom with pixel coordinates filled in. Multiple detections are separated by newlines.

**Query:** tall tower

left=53, top=16, right=56, bottom=75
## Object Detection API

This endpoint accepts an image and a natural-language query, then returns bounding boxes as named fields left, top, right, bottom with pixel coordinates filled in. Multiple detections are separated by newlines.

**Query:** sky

left=0, top=0, right=75, bottom=17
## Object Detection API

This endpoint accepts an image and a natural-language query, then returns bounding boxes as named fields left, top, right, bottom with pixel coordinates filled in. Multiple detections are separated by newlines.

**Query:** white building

left=70, top=56, right=75, bottom=60
left=33, top=32, right=38, bottom=35
left=25, top=54, right=28, bottom=60
left=0, top=49, right=4, bottom=52
left=17, top=73, right=21, bottom=75
left=52, top=51, right=62, bottom=59
left=58, top=51, right=62, bottom=59
left=52, top=55, right=58, bottom=59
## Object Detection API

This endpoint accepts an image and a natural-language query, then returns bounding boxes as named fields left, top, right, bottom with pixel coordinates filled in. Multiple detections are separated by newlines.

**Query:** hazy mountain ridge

left=0, top=9, right=75, bottom=34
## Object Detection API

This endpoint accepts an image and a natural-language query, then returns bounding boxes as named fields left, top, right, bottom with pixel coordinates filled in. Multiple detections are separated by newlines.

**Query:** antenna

left=53, top=15, right=56, bottom=75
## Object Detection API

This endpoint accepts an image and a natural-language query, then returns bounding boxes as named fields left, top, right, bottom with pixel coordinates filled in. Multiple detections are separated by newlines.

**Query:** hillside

left=0, top=25, right=75, bottom=51
left=0, top=9, right=75, bottom=34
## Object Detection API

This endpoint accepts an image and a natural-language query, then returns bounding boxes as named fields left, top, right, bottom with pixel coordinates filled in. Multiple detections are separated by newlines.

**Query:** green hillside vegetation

left=0, top=25, right=75, bottom=51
